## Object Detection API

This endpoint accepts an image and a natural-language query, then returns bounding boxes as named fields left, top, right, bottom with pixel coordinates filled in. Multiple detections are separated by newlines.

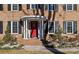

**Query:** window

left=11, top=4, right=19, bottom=11
left=13, top=22, right=18, bottom=33
left=67, top=22, right=73, bottom=33
left=0, top=21, right=3, bottom=34
left=48, top=4, right=58, bottom=11
left=8, top=21, right=19, bottom=34
left=44, top=4, right=48, bottom=10
left=63, top=21, right=77, bottom=34
left=31, top=4, right=38, bottom=9
left=0, top=4, right=3, bottom=11
left=66, top=4, right=74, bottom=11
left=48, top=21, right=59, bottom=34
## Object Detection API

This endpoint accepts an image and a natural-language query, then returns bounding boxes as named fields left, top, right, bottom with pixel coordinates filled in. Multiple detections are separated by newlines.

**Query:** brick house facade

left=0, top=4, right=78, bottom=45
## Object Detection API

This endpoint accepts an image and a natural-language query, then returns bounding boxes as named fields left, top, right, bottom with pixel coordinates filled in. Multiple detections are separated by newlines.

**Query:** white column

left=23, top=20, right=28, bottom=39
left=42, top=20, right=44, bottom=39
left=38, top=21, right=40, bottom=39
left=28, top=21, right=31, bottom=38
left=11, top=21, right=13, bottom=34
left=25, top=20, right=28, bottom=39
left=23, top=20, right=26, bottom=39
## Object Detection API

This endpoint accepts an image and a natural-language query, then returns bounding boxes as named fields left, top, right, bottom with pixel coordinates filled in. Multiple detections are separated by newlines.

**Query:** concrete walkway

left=22, top=45, right=79, bottom=53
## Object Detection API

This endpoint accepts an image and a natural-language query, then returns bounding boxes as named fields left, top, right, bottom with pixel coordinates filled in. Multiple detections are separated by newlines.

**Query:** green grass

left=64, top=51, right=79, bottom=54
left=0, top=49, right=79, bottom=54
left=0, top=49, right=52, bottom=54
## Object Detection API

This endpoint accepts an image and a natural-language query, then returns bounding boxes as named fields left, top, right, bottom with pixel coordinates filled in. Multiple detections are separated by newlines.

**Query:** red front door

left=31, top=21, right=38, bottom=38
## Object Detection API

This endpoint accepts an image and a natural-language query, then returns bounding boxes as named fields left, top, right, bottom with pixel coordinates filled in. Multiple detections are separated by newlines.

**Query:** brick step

left=17, top=37, right=43, bottom=45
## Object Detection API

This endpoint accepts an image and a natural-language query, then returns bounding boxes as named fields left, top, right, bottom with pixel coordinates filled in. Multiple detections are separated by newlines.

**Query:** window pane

left=67, top=4, right=73, bottom=10
left=0, top=4, right=3, bottom=11
left=48, top=22, right=54, bottom=33
left=13, top=22, right=18, bottom=33
left=49, top=4, right=55, bottom=11
left=13, top=4, right=18, bottom=10
left=67, top=22, right=72, bottom=33
left=32, top=4, right=38, bottom=9
left=44, top=4, right=48, bottom=10
left=0, top=21, right=3, bottom=34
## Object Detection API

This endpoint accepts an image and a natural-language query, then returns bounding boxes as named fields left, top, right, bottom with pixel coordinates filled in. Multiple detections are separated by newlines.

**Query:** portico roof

left=21, top=15, right=46, bottom=21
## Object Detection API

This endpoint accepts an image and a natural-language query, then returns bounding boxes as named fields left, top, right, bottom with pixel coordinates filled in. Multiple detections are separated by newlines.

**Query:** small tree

left=2, top=25, right=14, bottom=44
left=55, top=26, right=63, bottom=42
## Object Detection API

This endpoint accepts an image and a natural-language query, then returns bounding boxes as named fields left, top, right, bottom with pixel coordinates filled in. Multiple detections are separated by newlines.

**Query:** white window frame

left=11, top=21, right=19, bottom=34
left=44, top=4, right=48, bottom=10
left=48, top=21, right=56, bottom=34
left=30, top=4, right=38, bottom=9
left=66, top=4, right=74, bottom=11
left=48, top=4, right=56, bottom=11
left=65, top=21, right=74, bottom=34
left=11, top=4, right=19, bottom=11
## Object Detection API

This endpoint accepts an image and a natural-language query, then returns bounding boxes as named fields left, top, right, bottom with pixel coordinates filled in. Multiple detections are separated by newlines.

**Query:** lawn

left=0, top=49, right=79, bottom=54
left=0, top=49, right=52, bottom=54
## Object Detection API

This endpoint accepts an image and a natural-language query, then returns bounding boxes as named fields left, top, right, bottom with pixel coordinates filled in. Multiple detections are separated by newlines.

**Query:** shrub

left=55, top=26, right=63, bottom=41
left=2, top=25, right=14, bottom=44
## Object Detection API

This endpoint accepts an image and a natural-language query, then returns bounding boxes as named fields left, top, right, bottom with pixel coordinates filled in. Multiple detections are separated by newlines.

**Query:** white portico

left=21, top=15, right=46, bottom=40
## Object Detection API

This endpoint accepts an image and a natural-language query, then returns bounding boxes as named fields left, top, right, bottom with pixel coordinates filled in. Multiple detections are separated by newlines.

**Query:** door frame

left=31, top=21, right=38, bottom=38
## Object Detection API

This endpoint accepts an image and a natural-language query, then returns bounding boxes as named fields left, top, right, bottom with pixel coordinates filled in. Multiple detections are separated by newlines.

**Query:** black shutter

left=73, top=21, right=77, bottom=34
left=0, top=21, right=3, bottom=34
left=19, top=21, right=21, bottom=34
left=63, top=21, right=66, bottom=34
left=55, top=21, right=59, bottom=33
left=8, top=21, right=11, bottom=33
left=0, top=4, right=3, bottom=11
left=19, top=4, right=22, bottom=11
left=27, top=4, right=30, bottom=9
left=38, top=4, right=44, bottom=9
left=8, top=4, right=11, bottom=11
left=74, top=4, right=77, bottom=11
left=63, top=4, right=66, bottom=11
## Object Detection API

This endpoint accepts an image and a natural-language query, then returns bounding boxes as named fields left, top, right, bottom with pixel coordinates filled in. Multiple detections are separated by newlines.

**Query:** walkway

left=22, top=45, right=79, bottom=54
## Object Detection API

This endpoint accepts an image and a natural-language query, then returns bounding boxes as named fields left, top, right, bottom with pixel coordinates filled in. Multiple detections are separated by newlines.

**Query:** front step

left=17, top=37, right=43, bottom=46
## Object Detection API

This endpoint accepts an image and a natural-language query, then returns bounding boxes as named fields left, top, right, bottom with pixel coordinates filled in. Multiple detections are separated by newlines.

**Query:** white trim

left=11, top=4, right=19, bottom=11
left=48, top=4, right=56, bottom=11
left=66, top=21, right=74, bottom=34
left=48, top=21, right=55, bottom=34
left=42, top=20, right=44, bottom=39
left=11, top=21, right=19, bottom=34
left=25, top=20, right=28, bottom=39
left=30, top=4, right=38, bottom=10
left=21, top=15, right=46, bottom=19
left=24, top=20, right=25, bottom=39
left=66, top=4, right=74, bottom=11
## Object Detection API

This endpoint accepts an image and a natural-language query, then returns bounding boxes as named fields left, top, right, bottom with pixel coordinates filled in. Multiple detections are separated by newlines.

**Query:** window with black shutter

left=8, top=21, right=19, bottom=34
left=64, top=4, right=77, bottom=11
left=19, top=4, right=22, bottom=11
left=48, top=21, right=59, bottom=34
left=0, top=4, right=3, bottom=11
left=8, top=4, right=11, bottom=11
left=8, top=4, right=20, bottom=11
left=63, top=21, right=77, bottom=34
left=27, top=4, right=30, bottom=9
left=48, top=4, right=58, bottom=11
